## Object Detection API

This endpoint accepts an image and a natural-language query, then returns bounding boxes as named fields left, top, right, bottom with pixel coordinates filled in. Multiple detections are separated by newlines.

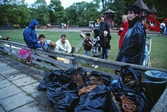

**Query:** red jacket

left=117, top=22, right=129, bottom=50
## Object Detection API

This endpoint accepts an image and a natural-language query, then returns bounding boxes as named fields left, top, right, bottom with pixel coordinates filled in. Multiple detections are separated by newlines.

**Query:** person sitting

left=22, top=20, right=41, bottom=64
left=38, top=34, right=57, bottom=65
left=0, top=36, right=11, bottom=41
left=38, top=34, right=56, bottom=52
left=23, top=20, right=41, bottom=49
left=54, top=34, right=74, bottom=53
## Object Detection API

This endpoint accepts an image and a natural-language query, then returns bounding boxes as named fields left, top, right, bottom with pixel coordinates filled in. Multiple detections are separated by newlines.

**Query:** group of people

left=117, top=5, right=146, bottom=65
left=83, top=14, right=111, bottom=62
left=84, top=4, right=146, bottom=66
left=83, top=29, right=111, bottom=60
left=23, top=20, right=74, bottom=64
left=23, top=4, right=146, bottom=67
left=23, top=20, right=74, bottom=53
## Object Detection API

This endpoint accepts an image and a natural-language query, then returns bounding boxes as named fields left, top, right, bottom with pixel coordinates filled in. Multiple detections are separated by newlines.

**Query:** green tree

left=106, top=0, right=126, bottom=25
left=49, top=0, right=64, bottom=25
left=0, top=1, right=31, bottom=28
left=65, top=1, right=101, bottom=26
left=30, top=0, right=49, bottom=26
left=12, top=4, right=31, bottom=25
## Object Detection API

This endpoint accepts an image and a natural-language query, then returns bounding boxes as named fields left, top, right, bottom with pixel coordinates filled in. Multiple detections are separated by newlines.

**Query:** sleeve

left=66, top=40, right=72, bottom=53
left=24, top=30, right=38, bottom=43
left=106, top=22, right=110, bottom=34
left=123, top=33, right=143, bottom=56
left=54, top=41, right=60, bottom=52
left=50, top=41, right=56, bottom=50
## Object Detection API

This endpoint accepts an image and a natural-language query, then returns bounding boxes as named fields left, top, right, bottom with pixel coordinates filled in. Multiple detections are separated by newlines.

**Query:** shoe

left=26, top=61, right=31, bottom=64
left=92, top=64, right=95, bottom=67
left=94, top=65, right=98, bottom=68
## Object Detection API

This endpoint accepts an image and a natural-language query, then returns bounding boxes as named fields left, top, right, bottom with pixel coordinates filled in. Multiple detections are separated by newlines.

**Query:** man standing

left=116, top=5, right=146, bottom=65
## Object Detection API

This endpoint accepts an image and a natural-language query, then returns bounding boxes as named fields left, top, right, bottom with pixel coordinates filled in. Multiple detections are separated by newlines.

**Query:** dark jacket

left=98, top=21, right=110, bottom=37
left=116, top=21, right=146, bottom=65
left=23, top=20, right=41, bottom=49
left=100, top=35, right=111, bottom=49
left=83, top=38, right=92, bottom=51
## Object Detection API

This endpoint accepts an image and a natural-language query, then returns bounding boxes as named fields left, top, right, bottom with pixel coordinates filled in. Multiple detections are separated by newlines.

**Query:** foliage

left=106, top=0, right=126, bottom=25
left=0, top=0, right=167, bottom=28
left=65, top=1, right=101, bottom=26
left=48, top=0, right=64, bottom=25
left=30, top=0, right=49, bottom=26
left=0, top=4, right=31, bottom=27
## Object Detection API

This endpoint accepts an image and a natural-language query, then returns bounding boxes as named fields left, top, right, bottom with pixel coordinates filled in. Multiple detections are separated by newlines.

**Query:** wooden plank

left=31, top=54, right=74, bottom=69
left=74, top=54, right=167, bottom=74
left=32, top=49, right=75, bottom=60
left=31, top=60, right=61, bottom=70
left=151, top=87, right=167, bottom=112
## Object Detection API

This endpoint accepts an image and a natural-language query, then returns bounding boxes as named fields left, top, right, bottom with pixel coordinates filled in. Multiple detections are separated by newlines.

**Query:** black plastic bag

left=38, top=70, right=53, bottom=91
left=47, top=83, right=79, bottom=112
left=111, top=65, right=148, bottom=112
left=86, top=71, right=112, bottom=86
left=74, top=84, right=111, bottom=112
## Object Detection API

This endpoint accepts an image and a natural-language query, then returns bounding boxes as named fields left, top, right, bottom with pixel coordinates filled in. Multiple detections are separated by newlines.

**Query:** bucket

left=142, top=70, right=167, bottom=111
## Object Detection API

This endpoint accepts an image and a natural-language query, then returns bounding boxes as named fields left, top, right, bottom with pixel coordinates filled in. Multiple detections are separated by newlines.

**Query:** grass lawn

left=0, top=29, right=167, bottom=70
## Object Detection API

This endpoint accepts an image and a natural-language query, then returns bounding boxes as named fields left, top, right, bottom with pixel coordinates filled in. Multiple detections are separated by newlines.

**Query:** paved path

left=0, top=53, right=54, bottom=112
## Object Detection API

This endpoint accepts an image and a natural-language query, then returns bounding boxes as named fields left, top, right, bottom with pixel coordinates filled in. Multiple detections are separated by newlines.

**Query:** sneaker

left=26, top=61, right=31, bottom=64
left=94, top=65, right=98, bottom=68
left=92, top=64, right=95, bottom=67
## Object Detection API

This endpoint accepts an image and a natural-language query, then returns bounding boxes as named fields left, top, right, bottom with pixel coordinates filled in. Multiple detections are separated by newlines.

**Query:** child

left=100, top=30, right=111, bottom=59
left=92, top=29, right=101, bottom=68
left=117, top=15, right=128, bottom=49
left=92, top=29, right=101, bottom=58
left=38, top=34, right=56, bottom=51
left=83, top=33, right=92, bottom=56
left=38, top=34, right=57, bottom=65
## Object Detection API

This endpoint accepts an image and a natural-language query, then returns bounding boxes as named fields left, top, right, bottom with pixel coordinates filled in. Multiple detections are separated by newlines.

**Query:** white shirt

left=54, top=39, right=72, bottom=53
left=160, top=23, right=165, bottom=29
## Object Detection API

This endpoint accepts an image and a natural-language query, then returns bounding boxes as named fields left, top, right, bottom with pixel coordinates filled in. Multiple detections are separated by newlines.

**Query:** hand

left=37, top=41, right=40, bottom=43
left=120, top=27, right=124, bottom=31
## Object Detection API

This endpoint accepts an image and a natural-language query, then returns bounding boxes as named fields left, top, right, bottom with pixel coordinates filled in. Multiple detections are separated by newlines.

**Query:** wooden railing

left=0, top=40, right=167, bottom=111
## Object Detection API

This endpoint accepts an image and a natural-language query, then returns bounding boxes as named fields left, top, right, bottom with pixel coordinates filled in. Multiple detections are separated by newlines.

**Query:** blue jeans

left=84, top=50, right=91, bottom=56
left=102, top=48, right=109, bottom=59
left=164, top=27, right=167, bottom=35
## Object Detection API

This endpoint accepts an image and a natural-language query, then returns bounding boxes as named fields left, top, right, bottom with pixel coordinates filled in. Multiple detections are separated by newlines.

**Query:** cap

left=86, top=33, right=90, bottom=36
